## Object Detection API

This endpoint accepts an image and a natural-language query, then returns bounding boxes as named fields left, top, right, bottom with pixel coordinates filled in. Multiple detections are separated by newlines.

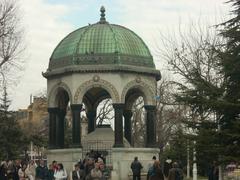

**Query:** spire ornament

left=99, top=6, right=107, bottom=24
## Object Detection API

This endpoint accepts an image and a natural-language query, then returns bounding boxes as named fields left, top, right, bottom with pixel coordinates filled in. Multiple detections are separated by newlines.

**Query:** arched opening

left=124, top=88, right=146, bottom=147
left=81, top=87, right=115, bottom=165
left=48, top=87, right=70, bottom=149
left=124, top=87, right=156, bottom=148
left=82, top=87, right=112, bottom=133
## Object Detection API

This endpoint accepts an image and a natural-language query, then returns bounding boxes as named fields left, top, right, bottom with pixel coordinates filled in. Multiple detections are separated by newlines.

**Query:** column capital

left=123, top=109, right=133, bottom=117
left=71, top=104, right=83, bottom=110
left=86, top=109, right=96, bottom=116
left=144, top=105, right=156, bottom=111
left=112, top=103, right=125, bottom=109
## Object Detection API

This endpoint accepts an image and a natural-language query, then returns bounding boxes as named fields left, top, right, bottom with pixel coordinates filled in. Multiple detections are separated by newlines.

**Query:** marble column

left=123, top=110, right=132, bottom=145
left=113, top=103, right=125, bottom=147
left=86, top=109, right=96, bottom=133
left=145, top=105, right=157, bottom=147
left=56, top=109, right=66, bottom=148
left=71, top=104, right=82, bottom=148
left=48, top=107, right=58, bottom=149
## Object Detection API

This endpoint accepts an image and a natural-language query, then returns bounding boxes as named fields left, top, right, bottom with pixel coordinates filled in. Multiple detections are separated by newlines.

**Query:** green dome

left=49, top=8, right=155, bottom=70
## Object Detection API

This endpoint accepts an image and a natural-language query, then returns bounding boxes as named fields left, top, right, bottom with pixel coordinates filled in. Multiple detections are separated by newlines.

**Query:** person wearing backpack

left=130, top=157, right=143, bottom=180
left=168, top=162, right=184, bottom=180
left=149, top=160, right=164, bottom=180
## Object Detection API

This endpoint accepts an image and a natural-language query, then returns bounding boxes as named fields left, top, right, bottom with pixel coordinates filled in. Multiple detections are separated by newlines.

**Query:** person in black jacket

left=47, top=164, right=54, bottom=180
left=36, top=160, right=48, bottom=180
left=131, top=157, right=143, bottom=180
left=163, top=157, right=172, bottom=178
left=72, top=164, right=81, bottom=180
left=0, top=162, right=7, bottom=180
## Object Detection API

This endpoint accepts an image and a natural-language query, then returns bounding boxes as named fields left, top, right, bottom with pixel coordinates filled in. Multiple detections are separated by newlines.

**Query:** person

left=168, top=162, right=184, bottom=180
left=99, top=162, right=110, bottom=180
left=6, top=160, right=16, bottom=180
left=47, top=164, right=54, bottom=180
left=78, top=160, right=85, bottom=179
left=25, top=160, right=36, bottom=180
left=85, top=158, right=95, bottom=179
left=163, top=156, right=172, bottom=178
left=131, top=157, right=143, bottom=180
left=36, top=160, right=48, bottom=180
left=149, top=160, right=164, bottom=180
left=147, top=156, right=157, bottom=180
left=18, top=164, right=28, bottom=180
left=72, top=164, right=81, bottom=180
left=208, top=161, right=218, bottom=180
left=90, top=162, right=102, bottom=180
left=54, top=163, right=67, bottom=180
left=0, top=161, right=8, bottom=180
left=52, top=161, right=58, bottom=173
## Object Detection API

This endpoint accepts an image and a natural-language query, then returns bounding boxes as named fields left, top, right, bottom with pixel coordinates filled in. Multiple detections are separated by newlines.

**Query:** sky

left=11, top=0, right=230, bottom=110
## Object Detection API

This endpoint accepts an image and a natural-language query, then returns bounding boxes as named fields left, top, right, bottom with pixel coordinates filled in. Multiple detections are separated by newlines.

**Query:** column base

left=113, top=144, right=124, bottom=148
left=71, top=144, right=83, bottom=148
left=146, top=143, right=158, bottom=148
left=48, top=145, right=57, bottom=149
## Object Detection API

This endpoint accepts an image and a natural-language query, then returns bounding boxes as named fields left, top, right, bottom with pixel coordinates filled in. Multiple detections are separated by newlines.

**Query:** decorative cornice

left=43, top=64, right=161, bottom=80
left=49, top=54, right=154, bottom=69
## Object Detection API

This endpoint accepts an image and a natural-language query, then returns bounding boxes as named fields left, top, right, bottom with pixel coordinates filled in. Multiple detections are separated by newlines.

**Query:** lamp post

left=187, top=140, right=190, bottom=179
left=193, top=140, right=197, bottom=180
left=30, top=141, right=33, bottom=160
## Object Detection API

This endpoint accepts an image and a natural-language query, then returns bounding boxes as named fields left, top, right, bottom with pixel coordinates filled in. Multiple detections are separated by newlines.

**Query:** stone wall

left=111, top=148, right=159, bottom=180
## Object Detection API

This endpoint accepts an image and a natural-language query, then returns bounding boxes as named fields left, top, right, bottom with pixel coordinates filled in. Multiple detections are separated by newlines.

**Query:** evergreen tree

left=0, top=85, right=26, bottom=160
left=218, top=0, right=240, bottom=161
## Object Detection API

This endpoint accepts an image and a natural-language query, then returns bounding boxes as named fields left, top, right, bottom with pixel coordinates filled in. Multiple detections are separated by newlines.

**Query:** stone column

left=48, top=107, right=58, bottom=149
left=71, top=104, right=82, bottom=148
left=86, top=109, right=96, bottom=133
left=123, top=110, right=132, bottom=145
left=56, top=109, right=66, bottom=148
left=113, top=103, right=125, bottom=147
left=145, top=105, right=157, bottom=147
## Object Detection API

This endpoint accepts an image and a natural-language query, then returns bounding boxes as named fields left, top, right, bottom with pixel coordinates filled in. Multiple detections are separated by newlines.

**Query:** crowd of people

left=130, top=156, right=184, bottom=180
left=0, top=153, right=110, bottom=180
left=73, top=155, right=110, bottom=180
left=0, top=159, right=66, bottom=180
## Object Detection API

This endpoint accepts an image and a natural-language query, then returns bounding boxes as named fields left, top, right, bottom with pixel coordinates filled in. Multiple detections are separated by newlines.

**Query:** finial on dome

left=99, top=6, right=107, bottom=24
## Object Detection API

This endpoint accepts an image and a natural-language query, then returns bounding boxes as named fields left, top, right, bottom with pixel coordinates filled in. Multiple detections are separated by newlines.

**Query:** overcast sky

left=11, top=0, right=230, bottom=110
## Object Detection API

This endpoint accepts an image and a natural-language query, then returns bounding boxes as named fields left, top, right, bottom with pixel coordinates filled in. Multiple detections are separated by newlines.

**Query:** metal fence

left=82, top=140, right=113, bottom=166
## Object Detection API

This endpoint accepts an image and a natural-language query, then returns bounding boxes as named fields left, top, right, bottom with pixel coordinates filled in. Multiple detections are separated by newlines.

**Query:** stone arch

left=121, top=80, right=156, bottom=106
left=74, top=78, right=120, bottom=104
left=48, top=82, right=73, bottom=107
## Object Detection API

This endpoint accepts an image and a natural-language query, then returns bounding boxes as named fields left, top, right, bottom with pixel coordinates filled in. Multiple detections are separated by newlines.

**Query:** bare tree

left=96, top=98, right=114, bottom=125
left=0, top=0, right=24, bottom=87
left=157, top=22, right=225, bottom=124
left=131, top=97, right=145, bottom=147
left=156, top=78, right=186, bottom=150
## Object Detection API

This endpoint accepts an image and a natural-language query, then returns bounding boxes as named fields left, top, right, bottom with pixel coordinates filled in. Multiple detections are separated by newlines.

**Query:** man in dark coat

left=36, top=160, right=48, bottom=180
left=168, top=162, right=184, bottom=180
left=72, top=164, right=81, bottom=180
left=163, top=156, right=172, bottom=178
left=131, top=157, right=143, bottom=180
